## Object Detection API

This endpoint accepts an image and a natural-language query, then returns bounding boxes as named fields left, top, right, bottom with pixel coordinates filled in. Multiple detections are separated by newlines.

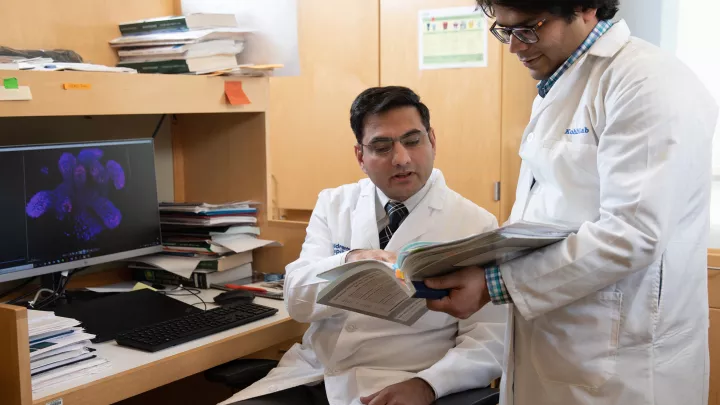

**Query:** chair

left=205, top=359, right=499, bottom=405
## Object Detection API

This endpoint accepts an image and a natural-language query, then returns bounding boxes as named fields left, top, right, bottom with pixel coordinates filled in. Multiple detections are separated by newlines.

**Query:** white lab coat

left=498, top=20, right=719, bottom=405
left=220, top=169, right=506, bottom=405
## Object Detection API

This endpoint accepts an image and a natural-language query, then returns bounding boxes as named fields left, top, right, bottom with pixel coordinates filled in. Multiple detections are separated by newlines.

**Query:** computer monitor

left=0, top=139, right=163, bottom=284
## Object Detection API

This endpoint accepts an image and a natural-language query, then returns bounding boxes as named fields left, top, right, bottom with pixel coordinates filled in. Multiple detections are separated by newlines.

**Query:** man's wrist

left=485, top=265, right=513, bottom=305
left=413, top=377, right=437, bottom=401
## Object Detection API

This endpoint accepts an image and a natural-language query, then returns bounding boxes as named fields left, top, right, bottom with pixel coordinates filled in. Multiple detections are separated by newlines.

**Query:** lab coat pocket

left=530, top=291, right=622, bottom=389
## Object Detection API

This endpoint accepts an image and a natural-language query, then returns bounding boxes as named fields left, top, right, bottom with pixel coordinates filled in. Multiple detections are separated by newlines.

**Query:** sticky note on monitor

left=224, top=81, right=251, bottom=105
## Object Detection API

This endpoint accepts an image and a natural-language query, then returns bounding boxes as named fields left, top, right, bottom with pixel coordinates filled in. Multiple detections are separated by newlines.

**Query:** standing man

left=425, top=1, right=719, bottom=404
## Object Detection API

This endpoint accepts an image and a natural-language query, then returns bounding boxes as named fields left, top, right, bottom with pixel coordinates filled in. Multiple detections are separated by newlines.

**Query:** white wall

left=615, top=0, right=678, bottom=51
left=618, top=0, right=720, bottom=248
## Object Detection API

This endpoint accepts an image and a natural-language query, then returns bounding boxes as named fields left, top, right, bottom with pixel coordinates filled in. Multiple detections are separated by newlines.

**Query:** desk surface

left=33, top=288, right=305, bottom=405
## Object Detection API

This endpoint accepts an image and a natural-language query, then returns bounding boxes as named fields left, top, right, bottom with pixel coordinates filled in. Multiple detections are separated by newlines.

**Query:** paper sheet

left=86, top=281, right=138, bottom=293
left=30, top=332, right=95, bottom=358
left=132, top=255, right=201, bottom=279
left=212, top=237, right=280, bottom=253
left=418, top=7, right=488, bottom=70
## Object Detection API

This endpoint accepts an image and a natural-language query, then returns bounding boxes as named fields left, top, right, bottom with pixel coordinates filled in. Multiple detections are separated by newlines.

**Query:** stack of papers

left=126, top=201, right=280, bottom=288
left=0, top=56, right=136, bottom=73
left=28, top=310, right=110, bottom=392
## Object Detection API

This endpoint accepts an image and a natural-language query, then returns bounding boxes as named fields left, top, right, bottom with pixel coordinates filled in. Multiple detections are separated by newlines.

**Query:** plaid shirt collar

left=537, top=20, right=614, bottom=98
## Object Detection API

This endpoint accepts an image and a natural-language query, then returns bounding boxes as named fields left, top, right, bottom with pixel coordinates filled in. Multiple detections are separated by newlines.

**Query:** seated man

left=220, top=86, right=505, bottom=405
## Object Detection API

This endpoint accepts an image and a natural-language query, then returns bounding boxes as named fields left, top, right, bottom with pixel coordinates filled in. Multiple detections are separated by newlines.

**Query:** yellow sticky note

left=63, top=83, right=92, bottom=90
left=132, top=282, right=157, bottom=291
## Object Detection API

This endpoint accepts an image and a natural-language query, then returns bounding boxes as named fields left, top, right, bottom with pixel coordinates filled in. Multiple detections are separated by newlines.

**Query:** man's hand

left=424, top=266, right=491, bottom=319
left=360, top=378, right=435, bottom=405
left=346, top=249, right=398, bottom=264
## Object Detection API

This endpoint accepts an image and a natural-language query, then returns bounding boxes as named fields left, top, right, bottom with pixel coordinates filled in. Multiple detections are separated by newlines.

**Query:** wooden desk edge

left=34, top=317, right=306, bottom=405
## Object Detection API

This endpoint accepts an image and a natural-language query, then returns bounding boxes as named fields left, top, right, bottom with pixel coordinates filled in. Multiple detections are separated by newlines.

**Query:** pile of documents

left=129, top=201, right=279, bottom=288
left=109, top=13, right=252, bottom=74
left=28, top=310, right=109, bottom=392
left=0, top=56, right=136, bottom=73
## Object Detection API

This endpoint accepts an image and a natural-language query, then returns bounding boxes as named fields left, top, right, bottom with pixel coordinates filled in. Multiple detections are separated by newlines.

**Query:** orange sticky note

left=63, top=83, right=92, bottom=90
left=224, top=81, right=251, bottom=105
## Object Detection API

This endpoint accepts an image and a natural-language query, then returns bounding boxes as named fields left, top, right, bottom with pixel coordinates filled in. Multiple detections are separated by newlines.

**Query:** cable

left=151, top=114, right=167, bottom=139
left=157, top=285, right=208, bottom=310
left=0, top=276, right=38, bottom=303
left=33, top=268, right=81, bottom=310
left=180, top=285, right=207, bottom=311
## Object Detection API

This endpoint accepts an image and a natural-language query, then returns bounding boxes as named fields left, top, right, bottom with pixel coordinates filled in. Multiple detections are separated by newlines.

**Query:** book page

left=317, top=268, right=427, bottom=326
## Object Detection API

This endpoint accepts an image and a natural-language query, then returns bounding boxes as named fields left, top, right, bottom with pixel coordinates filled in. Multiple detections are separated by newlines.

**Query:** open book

left=316, top=221, right=575, bottom=325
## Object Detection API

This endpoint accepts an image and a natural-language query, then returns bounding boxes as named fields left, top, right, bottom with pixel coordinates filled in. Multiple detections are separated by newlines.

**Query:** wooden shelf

left=0, top=71, right=268, bottom=117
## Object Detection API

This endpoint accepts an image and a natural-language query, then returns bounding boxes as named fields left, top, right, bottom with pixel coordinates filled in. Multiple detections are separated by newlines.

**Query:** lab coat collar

left=530, top=20, right=631, bottom=120
left=352, top=169, right=447, bottom=251
left=587, top=19, right=631, bottom=58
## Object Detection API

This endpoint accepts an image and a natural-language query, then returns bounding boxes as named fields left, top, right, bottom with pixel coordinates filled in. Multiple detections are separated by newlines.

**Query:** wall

left=615, top=0, right=678, bottom=51
left=617, top=0, right=720, bottom=248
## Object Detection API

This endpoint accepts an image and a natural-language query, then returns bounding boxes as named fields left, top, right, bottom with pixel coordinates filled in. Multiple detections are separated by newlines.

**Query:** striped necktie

left=379, top=201, right=409, bottom=250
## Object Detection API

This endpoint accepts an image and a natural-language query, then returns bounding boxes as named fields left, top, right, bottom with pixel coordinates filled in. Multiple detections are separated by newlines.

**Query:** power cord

left=32, top=271, right=72, bottom=310
left=158, top=285, right=208, bottom=311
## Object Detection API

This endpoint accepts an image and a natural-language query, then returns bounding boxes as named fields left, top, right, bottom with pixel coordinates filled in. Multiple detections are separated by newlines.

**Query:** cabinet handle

left=710, top=267, right=720, bottom=271
left=493, top=182, right=501, bottom=202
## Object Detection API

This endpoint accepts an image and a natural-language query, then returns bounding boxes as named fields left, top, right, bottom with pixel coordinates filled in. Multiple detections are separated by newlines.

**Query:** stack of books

left=28, top=310, right=109, bottom=393
left=108, top=13, right=250, bottom=74
left=130, top=201, right=279, bottom=289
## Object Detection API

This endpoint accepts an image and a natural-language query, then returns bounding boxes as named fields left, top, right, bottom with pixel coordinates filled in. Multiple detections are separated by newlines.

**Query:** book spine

left=119, top=19, right=189, bottom=36
left=164, top=241, right=212, bottom=250
left=195, top=260, right=219, bottom=271
left=116, top=60, right=190, bottom=74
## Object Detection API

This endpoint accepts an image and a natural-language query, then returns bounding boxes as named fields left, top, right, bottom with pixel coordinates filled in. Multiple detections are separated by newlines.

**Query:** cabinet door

left=380, top=0, right=503, bottom=218
left=268, top=0, right=380, bottom=211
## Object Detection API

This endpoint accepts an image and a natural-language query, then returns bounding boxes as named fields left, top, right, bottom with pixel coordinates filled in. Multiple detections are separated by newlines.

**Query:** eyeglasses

left=359, top=131, right=428, bottom=156
left=489, top=19, right=546, bottom=44
left=477, top=3, right=547, bottom=45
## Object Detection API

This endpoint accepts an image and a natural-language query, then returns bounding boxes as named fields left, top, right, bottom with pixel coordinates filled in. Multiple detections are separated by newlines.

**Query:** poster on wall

left=418, top=6, right=488, bottom=70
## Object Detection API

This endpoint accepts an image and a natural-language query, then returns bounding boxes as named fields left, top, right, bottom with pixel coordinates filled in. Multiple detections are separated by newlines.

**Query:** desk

left=1, top=288, right=307, bottom=405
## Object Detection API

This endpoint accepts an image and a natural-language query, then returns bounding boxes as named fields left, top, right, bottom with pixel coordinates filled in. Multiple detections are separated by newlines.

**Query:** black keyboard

left=115, top=302, right=279, bottom=352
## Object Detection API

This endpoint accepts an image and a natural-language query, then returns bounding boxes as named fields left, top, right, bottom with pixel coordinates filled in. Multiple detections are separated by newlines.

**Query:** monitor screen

left=0, top=139, right=163, bottom=283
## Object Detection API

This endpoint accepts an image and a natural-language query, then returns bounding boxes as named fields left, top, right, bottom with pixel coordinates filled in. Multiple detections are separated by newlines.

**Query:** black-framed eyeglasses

left=359, top=131, right=429, bottom=156
left=477, top=2, right=547, bottom=45
left=489, top=19, right=547, bottom=44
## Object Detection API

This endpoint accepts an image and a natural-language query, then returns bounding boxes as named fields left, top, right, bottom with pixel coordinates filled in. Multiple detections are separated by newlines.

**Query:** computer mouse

left=214, top=290, right=255, bottom=305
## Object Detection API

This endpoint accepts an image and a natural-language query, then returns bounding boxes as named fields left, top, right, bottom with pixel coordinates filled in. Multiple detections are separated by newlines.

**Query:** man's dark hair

left=350, top=86, right=431, bottom=144
left=477, top=0, right=620, bottom=21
